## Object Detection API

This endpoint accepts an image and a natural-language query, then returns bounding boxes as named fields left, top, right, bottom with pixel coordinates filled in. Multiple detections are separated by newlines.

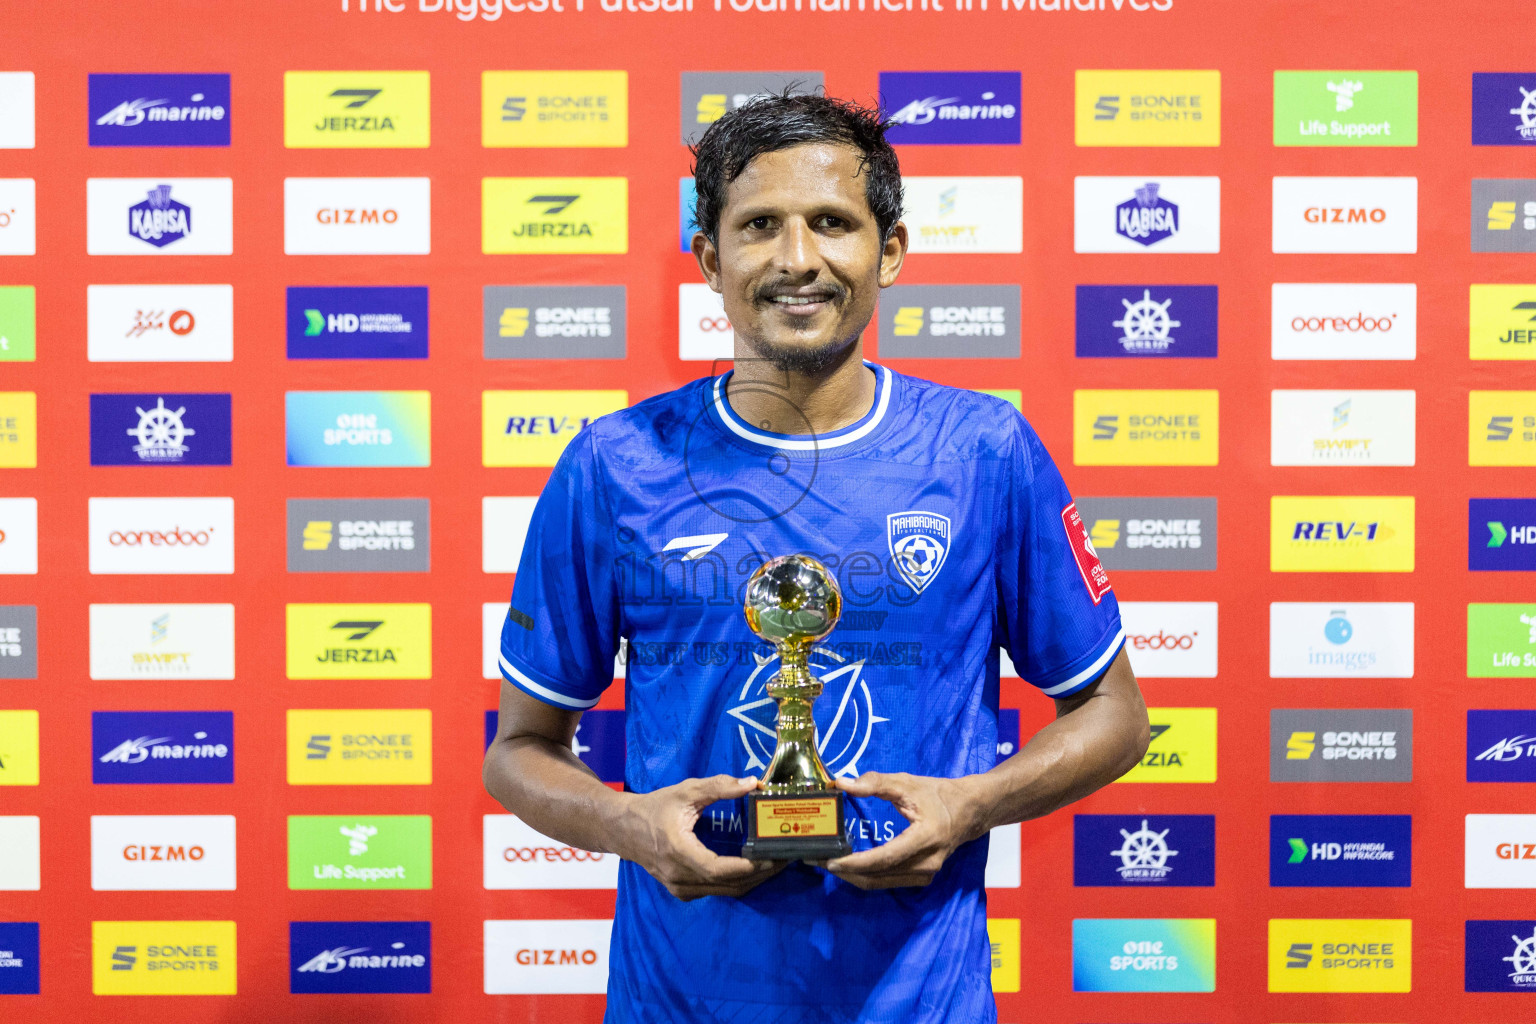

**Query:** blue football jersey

left=499, top=360, right=1123, bottom=1023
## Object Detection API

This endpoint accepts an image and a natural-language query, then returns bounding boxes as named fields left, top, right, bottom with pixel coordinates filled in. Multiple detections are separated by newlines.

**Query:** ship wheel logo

left=1113, top=290, right=1180, bottom=353
left=1504, top=926, right=1536, bottom=983
left=1112, top=819, right=1178, bottom=878
left=1511, top=86, right=1536, bottom=140
left=727, top=646, right=886, bottom=778
left=126, top=397, right=195, bottom=461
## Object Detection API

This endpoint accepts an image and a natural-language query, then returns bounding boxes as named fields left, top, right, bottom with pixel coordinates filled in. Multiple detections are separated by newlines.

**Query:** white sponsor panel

left=483, top=815, right=620, bottom=890
left=483, top=496, right=537, bottom=573
left=1118, top=601, right=1217, bottom=678
left=0, top=179, right=36, bottom=255
left=284, top=177, right=431, bottom=255
left=87, top=284, right=235, bottom=362
left=1271, top=390, right=1416, bottom=466
left=1271, top=283, right=1417, bottom=360
left=484, top=918, right=612, bottom=994
left=91, top=815, right=236, bottom=891
left=88, top=497, right=235, bottom=575
left=85, top=177, right=233, bottom=255
left=985, top=823, right=1021, bottom=889
left=999, top=647, right=1019, bottom=678
left=89, top=604, right=235, bottom=680
left=679, top=283, right=733, bottom=361
left=1272, top=176, right=1418, bottom=253
left=0, top=817, right=40, bottom=890
left=1466, top=814, right=1536, bottom=889
left=0, top=73, right=36, bottom=149
left=1073, top=176, right=1221, bottom=253
left=1268, top=602, right=1415, bottom=679
left=905, top=176, right=1023, bottom=254
left=0, top=498, right=38, bottom=574
left=483, top=602, right=504, bottom=680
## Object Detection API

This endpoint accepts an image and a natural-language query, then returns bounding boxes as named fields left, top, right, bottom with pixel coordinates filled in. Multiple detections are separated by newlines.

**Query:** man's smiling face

left=695, top=142, right=906, bottom=374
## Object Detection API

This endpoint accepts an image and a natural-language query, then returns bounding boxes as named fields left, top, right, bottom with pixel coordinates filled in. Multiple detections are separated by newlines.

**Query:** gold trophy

left=739, top=554, right=853, bottom=861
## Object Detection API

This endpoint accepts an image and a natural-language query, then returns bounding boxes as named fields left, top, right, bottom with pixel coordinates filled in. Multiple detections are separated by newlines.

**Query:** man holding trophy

left=484, top=93, right=1150, bottom=1024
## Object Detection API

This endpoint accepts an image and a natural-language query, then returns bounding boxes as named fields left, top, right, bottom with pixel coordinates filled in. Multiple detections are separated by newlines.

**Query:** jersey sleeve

left=994, top=413, right=1125, bottom=699
left=498, top=426, right=620, bottom=710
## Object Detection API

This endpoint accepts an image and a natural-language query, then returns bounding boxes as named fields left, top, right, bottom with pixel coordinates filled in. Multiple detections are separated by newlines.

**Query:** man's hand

left=820, top=772, right=983, bottom=890
left=618, top=774, right=787, bottom=901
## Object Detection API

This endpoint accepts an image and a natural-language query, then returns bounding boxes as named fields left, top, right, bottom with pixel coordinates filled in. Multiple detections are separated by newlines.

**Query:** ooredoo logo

left=1119, top=602, right=1217, bottom=678
left=88, top=497, right=234, bottom=574
left=484, top=919, right=611, bottom=994
left=679, top=283, right=732, bottom=360
left=483, top=815, right=619, bottom=890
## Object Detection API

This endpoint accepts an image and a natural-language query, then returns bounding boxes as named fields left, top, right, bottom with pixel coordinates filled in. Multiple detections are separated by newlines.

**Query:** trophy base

left=741, top=790, right=852, bottom=861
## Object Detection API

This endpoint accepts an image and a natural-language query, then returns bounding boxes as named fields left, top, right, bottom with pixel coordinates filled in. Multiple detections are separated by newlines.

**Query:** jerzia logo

left=286, top=603, right=431, bottom=680
left=483, top=177, right=627, bottom=255
left=283, top=72, right=430, bottom=148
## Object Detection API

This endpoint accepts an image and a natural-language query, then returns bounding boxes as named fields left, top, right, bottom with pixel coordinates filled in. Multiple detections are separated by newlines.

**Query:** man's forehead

left=726, top=142, right=868, bottom=207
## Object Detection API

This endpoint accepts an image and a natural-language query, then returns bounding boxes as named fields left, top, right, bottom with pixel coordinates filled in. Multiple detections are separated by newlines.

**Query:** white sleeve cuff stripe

left=1038, top=626, right=1125, bottom=696
left=499, top=654, right=602, bottom=710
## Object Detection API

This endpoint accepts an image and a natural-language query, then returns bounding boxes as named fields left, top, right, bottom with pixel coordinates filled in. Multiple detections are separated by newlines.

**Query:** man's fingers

left=683, top=773, right=761, bottom=806
left=824, top=821, right=931, bottom=875
left=833, top=771, right=911, bottom=800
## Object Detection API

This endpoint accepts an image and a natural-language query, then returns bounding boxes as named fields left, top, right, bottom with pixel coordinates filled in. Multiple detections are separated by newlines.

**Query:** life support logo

left=887, top=510, right=951, bottom=595
left=727, top=646, right=886, bottom=778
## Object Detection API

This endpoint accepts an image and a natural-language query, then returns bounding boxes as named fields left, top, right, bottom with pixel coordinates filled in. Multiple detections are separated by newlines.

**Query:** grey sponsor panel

left=286, top=499, right=430, bottom=573
left=483, top=286, right=626, bottom=360
left=1472, top=178, right=1536, bottom=252
left=876, top=285, right=1020, bottom=359
left=1075, top=497, right=1217, bottom=571
left=1270, top=708, right=1413, bottom=782
left=680, top=73, right=824, bottom=145
left=0, top=605, right=37, bottom=679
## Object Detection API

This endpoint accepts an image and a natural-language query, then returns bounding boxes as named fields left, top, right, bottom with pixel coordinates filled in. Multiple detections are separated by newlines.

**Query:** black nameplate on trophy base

left=741, top=790, right=852, bottom=861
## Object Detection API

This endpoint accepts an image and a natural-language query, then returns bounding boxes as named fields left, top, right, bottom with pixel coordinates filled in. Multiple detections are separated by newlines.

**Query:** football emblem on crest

left=887, top=510, right=952, bottom=595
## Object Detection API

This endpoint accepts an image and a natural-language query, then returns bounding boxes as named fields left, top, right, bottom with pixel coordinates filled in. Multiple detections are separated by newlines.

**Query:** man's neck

left=724, top=342, right=877, bottom=437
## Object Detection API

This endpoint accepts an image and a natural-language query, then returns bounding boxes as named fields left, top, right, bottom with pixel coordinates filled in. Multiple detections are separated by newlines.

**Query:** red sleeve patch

left=1061, top=502, right=1112, bottom=605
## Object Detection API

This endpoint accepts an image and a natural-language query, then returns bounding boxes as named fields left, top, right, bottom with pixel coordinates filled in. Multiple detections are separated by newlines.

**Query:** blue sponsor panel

left=1075, top=285, right=1218, bottom=357
left=485, top=707, right=624, bottom=784
left=290, top=921, right=430, bottom=994
left=1269, top=814, right=1411, bottom=887
left=88, top=393, right=232, bottom=466
left=1472, top=73, right=1536, bottom=146
left=880, top=72, right=1021, bottom=145
left=1469, top=710, right=1536, bottom=782
left=91, top=710, right=234, bottom=784
left=1074, top=814, right=1215, bottom=887
left=680, top=178, right=698, bottom=252
left=1466, top=919, right=1536, bottom=992
left=286, top=287, right=429, bottom=360
left=995, top=708, right=1019, bottom=765
left=1470, top=498, right=1536, bottom=571
left=88, top=73, right=230, bottom=147
left=0, top=922, right=40, bottom=994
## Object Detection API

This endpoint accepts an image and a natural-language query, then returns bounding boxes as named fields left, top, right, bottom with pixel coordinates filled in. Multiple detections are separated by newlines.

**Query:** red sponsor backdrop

left=3, top=0, right=1534, bottom=1019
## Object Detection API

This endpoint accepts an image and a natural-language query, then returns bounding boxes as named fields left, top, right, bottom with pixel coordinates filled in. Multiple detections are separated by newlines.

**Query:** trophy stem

left=759, top=644, right=835, bottom=795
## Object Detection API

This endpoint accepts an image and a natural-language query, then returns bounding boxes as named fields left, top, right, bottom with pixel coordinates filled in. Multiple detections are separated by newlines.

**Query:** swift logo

left=660, top=534, right=728, bottom=561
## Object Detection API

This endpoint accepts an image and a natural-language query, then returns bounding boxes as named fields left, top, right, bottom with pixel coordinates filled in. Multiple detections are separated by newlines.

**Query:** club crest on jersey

left=887, top=510, right=952, bottom=595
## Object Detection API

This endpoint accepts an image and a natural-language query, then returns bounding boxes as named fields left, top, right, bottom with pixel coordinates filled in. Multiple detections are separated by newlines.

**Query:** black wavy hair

left=689, top=91, right=904, bottom=247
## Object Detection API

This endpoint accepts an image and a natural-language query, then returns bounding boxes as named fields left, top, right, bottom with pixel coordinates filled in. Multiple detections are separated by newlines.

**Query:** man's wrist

left=949, top=771, right=1006, bottom=844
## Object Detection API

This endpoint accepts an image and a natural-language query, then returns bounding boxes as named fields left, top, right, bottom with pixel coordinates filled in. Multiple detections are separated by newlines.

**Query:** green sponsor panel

left=287, top=814, right=432, bottom=889
left=1467, top=602, right=1536, bottom=677
left=0, top=287, right=35, bottom=362
left=979, top=389, right=1022, bottom=413
left=1274, top=71, right=1418, bottom=147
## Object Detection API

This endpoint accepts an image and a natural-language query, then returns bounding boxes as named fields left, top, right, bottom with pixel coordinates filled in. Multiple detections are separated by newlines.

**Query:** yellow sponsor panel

left=482, top=71, right=627, bottom=148
left=285, top=603, right=432, bottom=680
left=988, top=918, right=1021, bottom=993
left=92, top=921, right=237, bottom=995
left=1269, top=496, right=1415, bottom=572
left=482, top=177, right=628, bottom=254
left=483, top=390, right=628, bottom=467
left=1470, top=285, right=1536, bottom=360
left=1267, top=918, right=1411, bottom=993
left=0, top=710, right=39, bottom=786
left=283, top=71, right=430, bottom=149
left=1073, top=390, right=1218, bottom=466
left=0, top=391, right=37, bottom=468
left=287, top=709, right=432, bottom=785
left=1075, top=70, right=1221, bottom=147
left=1119, top=708, right=1217, bottom=783
left=1470, top=390, right=1536, bottom=465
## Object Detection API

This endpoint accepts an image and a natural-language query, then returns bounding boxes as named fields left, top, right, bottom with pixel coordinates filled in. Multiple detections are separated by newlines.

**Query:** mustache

left=754, top=282, right=847, bottom=304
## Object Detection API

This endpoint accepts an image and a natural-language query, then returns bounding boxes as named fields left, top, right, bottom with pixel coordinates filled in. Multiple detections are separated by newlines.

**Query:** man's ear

left=692, top=232, right=723, bottom=295
left=878, top=221, right=908, bottom=289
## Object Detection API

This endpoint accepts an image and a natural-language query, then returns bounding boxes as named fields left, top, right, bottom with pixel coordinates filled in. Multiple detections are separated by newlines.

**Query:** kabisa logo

left=1269, top=496, right=1415, bottom=572
left=1071, top=919, right=1216, bottom=993
left=283, top=72, right=430, bottom=148
left=0, top=922, right=39, bottom=995
left=887, top=510, right=951, bottom=595
left=1273, top=71, right=1418, bottom=147
left=1074, top=70, right=1221, bottom=147
left=1270, top=709, right=1413, bottom=782
left=1116, top=182, right=1178, bottom=246
left=1469, top=710, right=1536, bottom=783
left=89, top=73, right=230, bottom=147
left=1074, top=498, right=1217, bottom=572
left=1073, top=815, right=1216, bottom=887
left=1473, top=180, right=1536, bottom=252
left=288, top=815, right=432, bottom=890
left=483, top=71, right=627, bottom=148
left=92, top=711, right=234, bottom=785
left=1074, top=285, right=1219, bottom=358
left=1267, top=919, right=1411, bottom=992
left=1467, top=603, right=1536, bottom=678
left=91, top=921, right=236, bottom=996
left=482, top=177, right=627, bottom=255
left=88, top=393, right=232, bottom=466
left=291, top=921, right=430, bottom=994
left=128, top=184, right=191, bottom=248
left=881, top=71, right=1021, bottom=145
left=286, top=286, right=428, bottom=360
left=1473, top=74, right=1536, bottom=146
left=483, top=285, right=627, bottom=360
left=287, top=709, right=432, bottom=785
left=679, top=72, right=823, bottom=144
left=1118, top=708, right=1217, bottom=783
left=1466, top=920, right=1536, bottom=992
left=1269, top=814, right=1412, bottom=887
left=0, top=605, right=37, bottom=680
left=286, top=603, right=431, bottom=680
left=877, top=285, right=1020, bottom=359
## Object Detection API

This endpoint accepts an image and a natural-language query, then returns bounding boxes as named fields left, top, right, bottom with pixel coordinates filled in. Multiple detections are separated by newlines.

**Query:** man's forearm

left=483, top=736, right=635, bottom=856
